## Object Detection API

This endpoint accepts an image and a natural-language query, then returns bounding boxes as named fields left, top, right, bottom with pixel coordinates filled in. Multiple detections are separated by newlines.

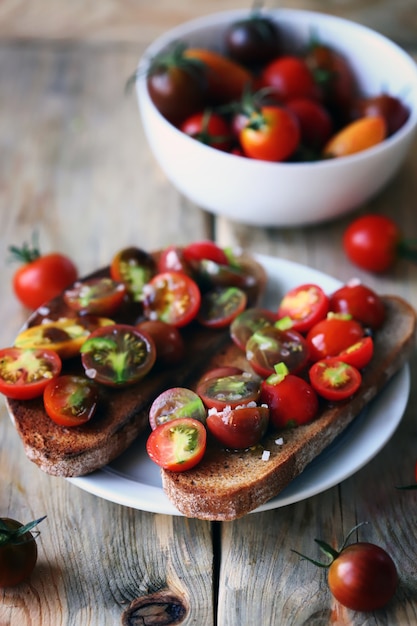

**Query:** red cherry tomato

left=260, top=55, right=318, bottom=102
left=353, top=92, right=410, bottom=136
left=277, top=283, right=329, bottom=334
left=9, top=238, right=78, bottom=310
left=181, top=110, right=232, bottom=152
left=157, top=245, right=191, bottom=275
left=0, top=347, right=62, bottom=400
left=328, top=543, right=398, bottom=611
left=306, top=314, right=364, bottom=362
left=63, top=277, right=126, bottom=316
left=143, top=271, right=201, bottom=327
left=198, top=286, right=247, bottom=328
left=148, top=387, right=206, bottom=430
left=80, top=324, right=156, bottom=387
left=230, top=307, right=277, bottom=351
left=239, top=105, right=300, bottom=162
left=260, top=363, right=318, bottom=428
left=286, top=97, right=333, bottom=150
left=136, top=320, right=185, bottom=366
left=206, top=404, right=269, bottom=449
left=110, top=246, right=156, bottom=302
left=329, top=281, right=385, bottom=329
left=246, top=326, right=310, bottom=377
left=309, top=358, right=362, bottom=401
left=182, top=241, right=229, bottom=266
left=0, top=516, right=46, bottom=588
left=146, top=417, right=207, bottom=472
left=337, top=336, right=374, bottom=370
left=43, top=374, right=99, bottom=427
left=196, top=372, right=261, bottom=411
left=343, top=214, right=401, bottom=273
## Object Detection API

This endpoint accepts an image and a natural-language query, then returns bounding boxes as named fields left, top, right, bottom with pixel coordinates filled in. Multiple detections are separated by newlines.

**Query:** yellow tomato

left=323, top=116, right=386, bottom=157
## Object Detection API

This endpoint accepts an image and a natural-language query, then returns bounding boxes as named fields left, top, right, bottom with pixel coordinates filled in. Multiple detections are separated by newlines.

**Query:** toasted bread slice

left=161, top=296, right=416, bottom=521
left=6, top=251, right=267, bottom=477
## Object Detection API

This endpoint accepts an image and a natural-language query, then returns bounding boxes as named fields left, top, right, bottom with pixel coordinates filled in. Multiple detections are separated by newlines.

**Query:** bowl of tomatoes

left=135, top=8, right=417, bottom=227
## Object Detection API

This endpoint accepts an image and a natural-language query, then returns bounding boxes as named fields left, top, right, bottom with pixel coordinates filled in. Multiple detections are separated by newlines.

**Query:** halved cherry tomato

left=197, top=366, right=243, bottom=384
left=136, top=320, right=185, bottom=366
left=157, top=245, right=191, bottom=275
left=180, top=110, right=232, bottom=151
left=198, top=286, right=247, bottom=328
left=246, top=326, right=310, bottom=377
left=329, top=280, right=385, bottom=329
left=110, top=247, right=156, bottom=302
left=277, top=283, right=329, bottom=334
left=149, top=387, right=206, bottom=430
left=337, top=336, right=374, bottom=370
left=260, top=55, right=318, bottom=102
left=239, top=105, right=300, bottom=162
left=184, top=48, right=253, bottom=104
left=230, top=307, right=277, bottom=351
left=182, top=241, right=229, bottom=266
left=63, top=277, right=126, bottom=316
left=196, top=371, right=261, bottom=411
left=309, top=358, right=362, bottom=401
left=14, top=317, right=115, bottom=359
left=206, top=404, right=269, bottom=449
left=260, top=363, right=318, bottom=428
left=342, top=214, right=401, bottom=273
left=43, top=374, right=99, bottom=427
left=80, top=324, right=156, bottom=387
left=143, top=271, right=201, bottom=327
left=0, top=347, right=62, bottom=400
left=306, top=314, right=364, bottom=362
left=146, top=417, right=207, bottom=472
left=323, top=116, right=386, bottom=158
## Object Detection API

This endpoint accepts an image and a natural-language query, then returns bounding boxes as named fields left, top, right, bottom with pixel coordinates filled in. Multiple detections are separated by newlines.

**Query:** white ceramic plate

left=68, top=255, right=410, bottom=515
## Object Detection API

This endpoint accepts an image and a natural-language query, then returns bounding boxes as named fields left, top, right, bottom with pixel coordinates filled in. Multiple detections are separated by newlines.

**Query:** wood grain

left=0, top=2, right=417, bottom=624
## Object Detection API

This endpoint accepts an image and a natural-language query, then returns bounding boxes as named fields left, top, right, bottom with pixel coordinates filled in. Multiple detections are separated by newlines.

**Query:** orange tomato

left=184, top=48, right=253, bottom=104
left=323, top=116, right=386, bottom=157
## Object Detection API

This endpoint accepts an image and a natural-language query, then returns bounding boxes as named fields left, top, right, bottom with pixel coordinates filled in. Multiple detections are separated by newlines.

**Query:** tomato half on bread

left=198, top=286, right=247, bottom=328
left=143, top=271, right=201, bottom=327
left=309, top=358, right=362, bottom=401
left=80, top=324, right=156, bottom=387
left=246, top=326, right=310, bottom=377
left=110, top=246, right=156, bottom=302
left=277, top=283, right=329, bottom=333
left=146, top=417, right=207, bottom=472
left=0, top=347, right=62, bottom=400
left=63, top=277, right=126, bottom=316
left=206, top=404, right=269, bottom=449
left=43, top=374, right=99, bottom=427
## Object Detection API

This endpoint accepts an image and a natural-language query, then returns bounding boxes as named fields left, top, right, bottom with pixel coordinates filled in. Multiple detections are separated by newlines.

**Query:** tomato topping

left=230, top=307, right=277, bottom=350
left=309, top=358, right=362, bottom=401
left=110, top=246, right=156, bottom=301
left=146, top=417, right=207, bottom=472
left=143, top=271, right=201, bottom=327
left=148, top=387, right=206, bottom=430
left=260, top=363, right=318, bottom=428
left=277, top=283, right=329, bottom=333
left=246, top=326, right=310, bottom=377
left=80, top=324, right=156, bottom=387
left=196, top=372, right=261, bottom=411
left=337, top=336, right=374, bottom=370
left=63, top=277, right=126, bottom=316
left=182, top=240, right=229, bottom=266
left=157, top=245, right=191, bottom=275
left=14, top=317, right=115, bottom=359
left=306, top=314, right=364, bottom=362
left=198, top=286, right=247, bottom=328
left=197, top=366, right=244, bottom=385
left=43, top=375, right=99, bottom=427
left=206, top=404, right=269, bottom=449
left=329, top=280, right=385, bottom=329
left=0, top=347, right=62, bottom=400
left=136, top=320, right=185, bottom=366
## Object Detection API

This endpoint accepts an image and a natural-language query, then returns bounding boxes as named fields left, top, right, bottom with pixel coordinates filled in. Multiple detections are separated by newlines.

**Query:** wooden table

left=1, top=2, right=417, bottom=624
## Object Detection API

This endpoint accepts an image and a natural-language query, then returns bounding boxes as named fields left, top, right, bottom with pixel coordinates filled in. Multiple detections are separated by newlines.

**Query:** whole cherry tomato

left=0, top=516, right=46, bottom=587
left=240, top=105, right=300, bottom=162
left=225, top=13, right=281, bottom=65
left=342, top=214, right=401, bottom=273
left=260, top=55, right=319, bottom=102
left=180, top=110, right=232, bottom=152
left=306, top=314, right=364, bottom=362
left=206, top=404, right=269, bottom=449
left=285, top=97, right=333, bottom=151
left=329, top=280, right=385, bottom=329
left=293, top=524, right=398, bottom=612
left=136, top=320, right=185, bottom=366
left=9, top=236, right=78, bottom=310
left=323, top=116, right=386, bottom=158
left=352, top=92, right=410, bottom=136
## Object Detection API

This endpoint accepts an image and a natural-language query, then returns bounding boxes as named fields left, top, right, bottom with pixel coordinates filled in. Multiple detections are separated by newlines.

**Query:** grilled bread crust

left=161, top=296, right=416, bottom=521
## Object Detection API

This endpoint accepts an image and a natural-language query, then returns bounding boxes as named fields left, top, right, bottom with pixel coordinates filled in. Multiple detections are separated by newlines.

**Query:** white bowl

left=136, top=9, right=417, bottom=227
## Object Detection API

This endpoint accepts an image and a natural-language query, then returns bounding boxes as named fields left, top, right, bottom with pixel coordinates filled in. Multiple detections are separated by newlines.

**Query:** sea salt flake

left=262, top=450, right=270, bottom=461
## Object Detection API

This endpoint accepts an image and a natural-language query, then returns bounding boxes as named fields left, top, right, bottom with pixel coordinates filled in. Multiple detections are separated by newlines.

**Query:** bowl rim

left=136, top=7, right=417, bottom=171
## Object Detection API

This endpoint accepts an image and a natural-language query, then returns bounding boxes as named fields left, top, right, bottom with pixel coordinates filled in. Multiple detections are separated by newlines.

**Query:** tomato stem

left=8, top=231, right=42, bottom=265
left=0, top=515, right=46, bottom=546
